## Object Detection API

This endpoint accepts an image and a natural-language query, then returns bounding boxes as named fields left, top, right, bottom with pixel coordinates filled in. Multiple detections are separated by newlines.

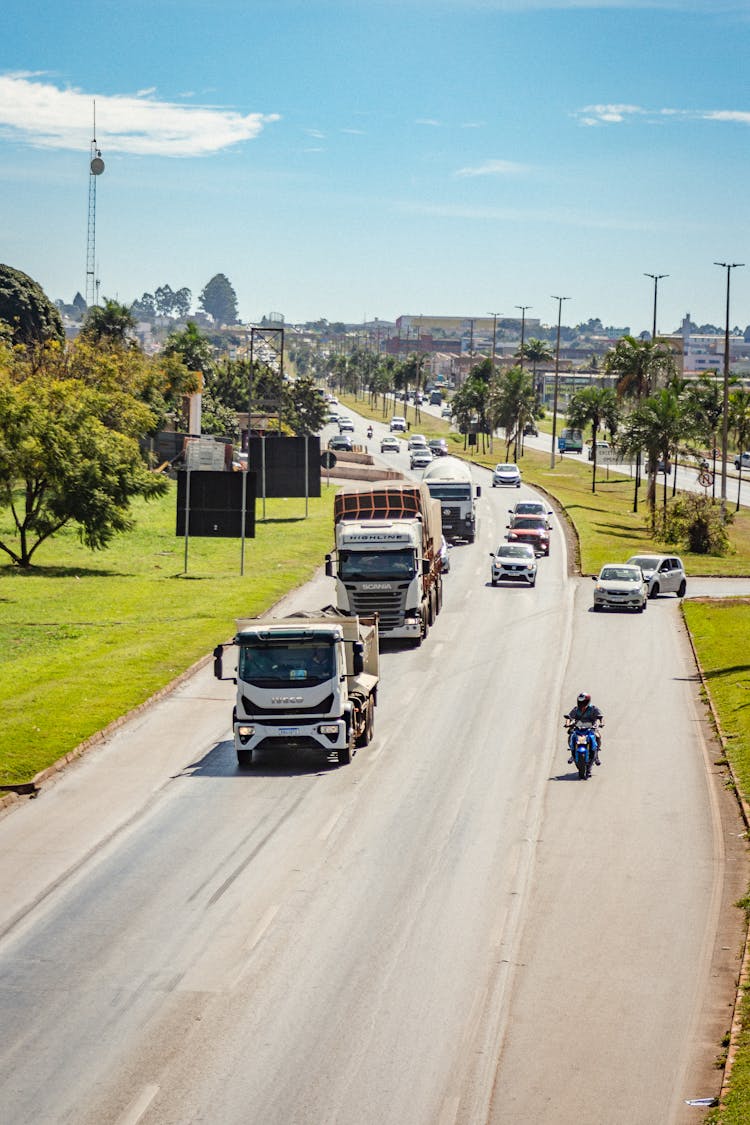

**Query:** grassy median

left=0, top=482, right=336, bottom=784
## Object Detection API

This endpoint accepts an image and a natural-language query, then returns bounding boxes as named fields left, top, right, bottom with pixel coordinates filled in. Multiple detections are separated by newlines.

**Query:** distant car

left=492, top=463, right=522, bottom=487
left=380, top=435, right=401, bottom=453
left=410, top=447, right=434, bottom=469
left=441, top=404, right=453, bottom=418
left=390, top=415, right=407, bottom=432
left=415, top=392, right=424, bottom=404
left=490, top=542, right=537, bottom=587
left=626, top=554, right=687, bottom=599
left=734, top=451, right=750, bottom=471
left=506, top=516, right=550, bottom=555
left=327, top=412, right=340, bottom=424
left=328, top=434, right=353, bottom=452
left=338, top=417, right=355, bottom=433
left=523, top=422, right=539, bottom=436
left=439, top=535, right=451, bottom=573
left=428, top=438, right=448, bottom=457
left=407, top=433, right=428, bottom=450
left=587, top=441, right=611, bottom=462
left=593, top=564, right=648, bottom=612
left=508, top=500, right=554, bottom=528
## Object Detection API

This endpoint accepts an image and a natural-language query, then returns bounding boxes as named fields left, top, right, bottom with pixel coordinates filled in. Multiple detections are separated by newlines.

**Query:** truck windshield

left=339, top=548, right=416, bottom=580
left=238, top=642, right=335, bottom=686
left=425, top=484, right=470, bottom=501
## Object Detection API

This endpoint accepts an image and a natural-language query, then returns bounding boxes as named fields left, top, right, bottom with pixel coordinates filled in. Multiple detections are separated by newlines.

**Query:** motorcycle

left=564, top=719, right=601, bottom=780
left=366, top=426, right=373, bottom=439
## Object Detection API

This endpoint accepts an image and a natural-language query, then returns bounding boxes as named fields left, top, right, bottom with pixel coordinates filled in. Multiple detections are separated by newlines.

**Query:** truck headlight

left=318, top=724, right=339, bottom=735
left=237, top=725, right=255, bottom=740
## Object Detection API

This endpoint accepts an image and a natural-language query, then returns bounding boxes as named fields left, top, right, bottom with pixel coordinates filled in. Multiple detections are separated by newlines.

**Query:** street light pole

left=515, top=305, right=531, bottom=370
left=488, top=311, right=501, bottom=373
left=549, top=296, right=570, bottom=469
left=644, top=273, right=668, bottom=342
left=715, top=261, right=744, bottom=502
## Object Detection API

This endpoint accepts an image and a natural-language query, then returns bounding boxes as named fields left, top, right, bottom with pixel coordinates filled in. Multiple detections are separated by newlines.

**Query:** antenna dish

left=90, top=156, right=105, bottom=175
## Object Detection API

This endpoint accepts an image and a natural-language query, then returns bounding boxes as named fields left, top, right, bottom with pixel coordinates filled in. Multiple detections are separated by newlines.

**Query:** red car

left=506, top=516, right=550, bottom=556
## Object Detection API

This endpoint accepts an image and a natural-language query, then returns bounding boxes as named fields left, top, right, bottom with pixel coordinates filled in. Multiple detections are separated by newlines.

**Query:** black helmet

left=577, top=692, right=591, bottom=708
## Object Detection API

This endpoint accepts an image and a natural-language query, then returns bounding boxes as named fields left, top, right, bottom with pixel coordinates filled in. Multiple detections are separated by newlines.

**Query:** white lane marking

left=116, top=1084, right=160, bottom=1125
left=318, top=810, right=343, bottom=842
left=230, top=903, right=281, bottom=989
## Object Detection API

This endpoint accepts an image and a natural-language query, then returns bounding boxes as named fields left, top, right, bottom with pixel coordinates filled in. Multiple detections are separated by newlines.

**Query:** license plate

left=279, top=727, right=301, bottom=736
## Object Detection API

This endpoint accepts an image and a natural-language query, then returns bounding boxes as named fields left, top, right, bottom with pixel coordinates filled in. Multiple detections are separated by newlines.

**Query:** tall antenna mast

left=85, top=100, right=105, bottom=308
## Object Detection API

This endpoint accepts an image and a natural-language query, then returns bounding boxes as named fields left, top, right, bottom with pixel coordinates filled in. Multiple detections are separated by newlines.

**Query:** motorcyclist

left=366, top=425, right=373, bottom=439
left=565, top=691, right=604, bottom=765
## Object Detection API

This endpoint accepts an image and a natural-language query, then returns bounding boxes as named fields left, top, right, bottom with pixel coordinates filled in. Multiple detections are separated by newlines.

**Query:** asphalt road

left=0, top=412, right=745, bottom=1124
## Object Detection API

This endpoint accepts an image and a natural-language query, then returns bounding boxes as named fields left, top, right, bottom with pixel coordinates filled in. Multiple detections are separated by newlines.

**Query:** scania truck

left=326, top=482, right=443, bottom=645
left=213, top=609, right=379, bottom=767
left=421, top=457, right=481, bottom=543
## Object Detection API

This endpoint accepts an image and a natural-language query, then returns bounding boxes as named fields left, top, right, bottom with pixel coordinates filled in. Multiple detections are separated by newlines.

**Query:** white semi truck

left=422, top=457, right=481, bottom=543
left=326, top=482, right=443, bottom=645
left=213, top=609, right=379, bottom=767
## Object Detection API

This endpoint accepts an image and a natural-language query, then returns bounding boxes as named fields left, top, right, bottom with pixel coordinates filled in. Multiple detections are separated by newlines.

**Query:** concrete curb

left=681, top=603, right=750, bottom=1109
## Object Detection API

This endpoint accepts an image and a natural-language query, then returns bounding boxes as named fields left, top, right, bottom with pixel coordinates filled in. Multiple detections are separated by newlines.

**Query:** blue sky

left=2, top=0, right=749, bottom=334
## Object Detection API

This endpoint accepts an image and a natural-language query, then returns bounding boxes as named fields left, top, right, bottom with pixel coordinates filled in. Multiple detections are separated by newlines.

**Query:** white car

left=410, top=447, right=433, bottom=469
left=592, top=564, right=648, bottom=612
left=490, top=543, right=537, bottom=587
left=626, top=554, right=687, bottom=599
left=508, top=500, right=553, bottom=528
left=407, top=433, right=428, bottom=450
left=390, top=415, right=407, bottom=432
left=492, top=463, right=522, bottom=487
left=338, top=417, right=355, bottom=433
left=734, top=451, right=750, bottom=471
left=380, top=436, right=401, bottom=453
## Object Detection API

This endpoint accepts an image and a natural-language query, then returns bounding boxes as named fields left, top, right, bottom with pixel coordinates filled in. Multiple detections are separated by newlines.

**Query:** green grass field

left=0, top=482, right=335, bottom=784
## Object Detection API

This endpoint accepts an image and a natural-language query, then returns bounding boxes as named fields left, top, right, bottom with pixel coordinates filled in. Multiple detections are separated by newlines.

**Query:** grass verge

left=0, top=482, right=335, bottom=784
left=683, top=601, right=750, bottom=1124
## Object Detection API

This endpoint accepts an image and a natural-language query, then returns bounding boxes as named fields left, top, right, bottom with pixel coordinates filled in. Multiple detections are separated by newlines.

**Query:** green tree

left=199, top=273, right=239, bottom=326
left=618, top=388, right=685, bottom=523
left=730, top=388, right=750, bottom=511
left=283, top=375, right=328, bottom=435
left=81, top=298, right=137, bottom=345
left=489, top=366, right=535, bottom=460
left=0, top=343, right=168, bottom=568
left=163, top=321, right=215, bottom=378
left=0, top=264, right=64, bottom=346
left=566, top=385, right=619, bottom=492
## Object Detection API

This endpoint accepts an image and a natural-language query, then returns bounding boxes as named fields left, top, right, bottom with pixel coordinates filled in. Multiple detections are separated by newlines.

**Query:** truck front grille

left=347, top=587, right=408, bottom=632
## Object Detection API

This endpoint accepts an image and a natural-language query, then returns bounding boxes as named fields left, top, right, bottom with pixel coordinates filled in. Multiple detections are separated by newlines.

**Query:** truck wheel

left=237, top=747, right=253, bottom=769
left=338, top=725, right=354, bottom=765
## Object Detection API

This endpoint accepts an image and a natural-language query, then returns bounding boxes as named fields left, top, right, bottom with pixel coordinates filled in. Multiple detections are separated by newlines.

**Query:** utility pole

left=515, top=306, right=531, bottom=370
left=488, top=311, right=501, bottom=373
left=715, top=261, right=744, bottom=502
left=549, top=296, right=570, bottom=468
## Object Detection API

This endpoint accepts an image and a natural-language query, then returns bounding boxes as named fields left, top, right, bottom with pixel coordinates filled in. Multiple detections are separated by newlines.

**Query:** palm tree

left=81, top=298, right=137, bottom=345
left=489, top=366, right=535, bottom=461
left=566, top=386, right=619, bottom=492
left=522, top=338, right=554, bottom=401
left=603, top=335, right=676, bottom=511
left=619, top=388, right=685, bottom=524
left=730, top=388, right=750, bottom=511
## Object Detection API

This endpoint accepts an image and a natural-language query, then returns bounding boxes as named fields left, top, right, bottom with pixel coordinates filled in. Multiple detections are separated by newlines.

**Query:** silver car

left=592, top=564, right=648, bottom=612
left=626, top=554, right=687, bottom=599
left=490, top=543, right=537, bottom=587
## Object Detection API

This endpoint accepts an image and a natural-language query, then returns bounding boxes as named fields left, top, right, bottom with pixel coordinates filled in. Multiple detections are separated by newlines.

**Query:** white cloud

left=416, top=118, right=443, bottom=127
left=577, top=102, right=750, bottom=128
left=0, top=74, right=279, bottom=157
left=454, top=158, right=528, bottom=177
left=576, top=103, right=645, bottom=125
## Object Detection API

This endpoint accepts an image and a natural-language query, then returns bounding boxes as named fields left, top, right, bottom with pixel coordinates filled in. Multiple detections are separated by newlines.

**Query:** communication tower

left=85, top=101, right=105, bottom=308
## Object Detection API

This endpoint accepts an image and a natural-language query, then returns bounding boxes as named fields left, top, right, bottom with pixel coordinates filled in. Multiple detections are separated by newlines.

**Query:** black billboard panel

left=247, top=436, right=321, bottom=498
left=176, top=470, right=256, bottom=538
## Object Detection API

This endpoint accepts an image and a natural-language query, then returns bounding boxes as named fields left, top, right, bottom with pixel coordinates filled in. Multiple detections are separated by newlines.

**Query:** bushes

left=656, top=494, right=733, bottom=555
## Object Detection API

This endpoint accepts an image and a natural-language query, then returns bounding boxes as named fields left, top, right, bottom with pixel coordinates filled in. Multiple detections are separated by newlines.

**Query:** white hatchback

left=492, top=463, right=522, bottom=487
left=626, top=554, right=687, bottom=599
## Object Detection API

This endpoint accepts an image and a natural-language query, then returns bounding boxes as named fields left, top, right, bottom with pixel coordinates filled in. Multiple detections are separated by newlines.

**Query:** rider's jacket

left=566, top=703, right=603, bottom=725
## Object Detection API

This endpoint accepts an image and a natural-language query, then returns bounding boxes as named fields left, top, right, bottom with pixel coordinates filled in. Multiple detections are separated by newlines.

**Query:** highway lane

left=0, top=428, right=744, bottom=1124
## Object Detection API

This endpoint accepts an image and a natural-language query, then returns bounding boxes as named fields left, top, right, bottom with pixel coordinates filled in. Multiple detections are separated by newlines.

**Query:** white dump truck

left=421, top=457, right=481, bottom=543
left=326, top=482, right=443, bottom=645
left=213, top=608, right=379, bottom=767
